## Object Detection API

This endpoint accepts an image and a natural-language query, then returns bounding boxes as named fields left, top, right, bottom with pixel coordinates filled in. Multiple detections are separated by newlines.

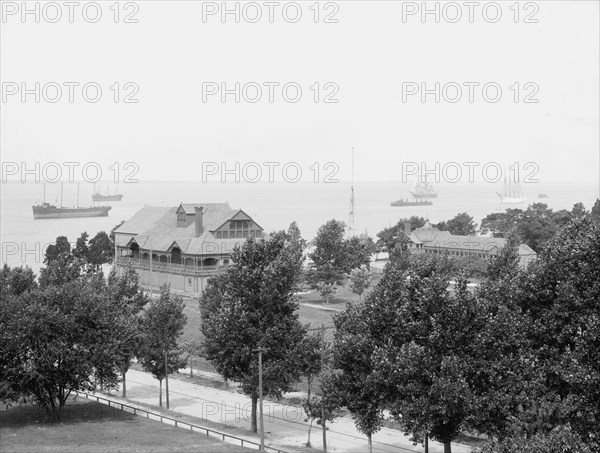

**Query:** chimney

left=404, top=221, right=411, bottom=235
left=194, top=206, right=204, bottom=237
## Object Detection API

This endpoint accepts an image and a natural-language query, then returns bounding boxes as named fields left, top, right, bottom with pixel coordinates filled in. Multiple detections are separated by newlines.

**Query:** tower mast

left=349, top=147, right=355, bottom=237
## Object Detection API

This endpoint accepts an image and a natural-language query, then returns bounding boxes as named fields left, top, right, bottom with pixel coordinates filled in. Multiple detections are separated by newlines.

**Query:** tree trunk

left=444, top=440, right=452, bottom=453
left=306, top=419, right=313, bottom=447
left=368, top=433, right=372, bottom=453
left=425, top=433, right=429, bottom=453
left=190, top=358, right=193, bottom=377
left=251, top=394, right=258, bottom=433
left=122, top=368, right=127, bottom=398
left=159, top=379, right=163, bottom=407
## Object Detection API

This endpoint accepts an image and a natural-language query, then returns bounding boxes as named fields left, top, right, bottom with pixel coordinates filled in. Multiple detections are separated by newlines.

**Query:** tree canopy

left=200, top=231, right=307, bottom=432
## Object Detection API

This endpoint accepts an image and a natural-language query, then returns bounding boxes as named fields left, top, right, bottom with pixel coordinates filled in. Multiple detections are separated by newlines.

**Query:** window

left=222, top=231, right=228, bottom=239
left=177, top=213, right=186, bottom=227
left=250, top=230, right=255, bottom=237
left=236, top=231, right=242, bottom=238
left=243, top=231, right=248, bottom=238
left=217, top=231, right=222, bottom=238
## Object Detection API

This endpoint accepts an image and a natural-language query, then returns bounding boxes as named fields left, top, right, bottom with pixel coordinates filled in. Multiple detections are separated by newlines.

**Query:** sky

left=1, top=0, right=599, bottom=184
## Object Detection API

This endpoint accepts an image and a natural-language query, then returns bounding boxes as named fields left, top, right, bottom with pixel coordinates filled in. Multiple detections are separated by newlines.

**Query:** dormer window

left=177, top=212, right=186, bottom=227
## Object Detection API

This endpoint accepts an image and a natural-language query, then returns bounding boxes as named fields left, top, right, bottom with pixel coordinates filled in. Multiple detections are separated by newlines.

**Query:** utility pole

left=254, top=347, right=268, bottom=451
left=321, top=324, right=327, bottom=453
left=164, top=349, right=170, bottom=409
left=348, top=147, right=356, bottom=238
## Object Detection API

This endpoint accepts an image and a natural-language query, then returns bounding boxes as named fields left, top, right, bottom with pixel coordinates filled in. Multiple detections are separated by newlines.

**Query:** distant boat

left=496, top=174, right=525, bottom=204
left=409, top=174, right=438, bottom=199
left=33, top=183, right=111, bottom=219
left=391, top=198, right=433, bottom=207
left=92, top=184, right=123, bottom=202
left=538, top=193, right=549, bottom=199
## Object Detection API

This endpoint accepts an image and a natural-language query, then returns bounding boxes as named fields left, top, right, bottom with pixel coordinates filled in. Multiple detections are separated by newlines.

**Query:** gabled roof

left=114, top=203, right=257, bottom=255
left=213, top=209, right=264, bottom=231
left=408, top=223, right=536, bottom=256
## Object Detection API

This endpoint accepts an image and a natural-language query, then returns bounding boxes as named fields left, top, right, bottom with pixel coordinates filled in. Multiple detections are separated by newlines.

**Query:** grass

left=170, top=276, right=384, bottom=395
left=0, top=397, right=252, bottom=453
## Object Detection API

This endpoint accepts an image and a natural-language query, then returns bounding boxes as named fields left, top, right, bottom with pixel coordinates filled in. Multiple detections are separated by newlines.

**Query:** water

left=2, top=180, right=598, bottom=274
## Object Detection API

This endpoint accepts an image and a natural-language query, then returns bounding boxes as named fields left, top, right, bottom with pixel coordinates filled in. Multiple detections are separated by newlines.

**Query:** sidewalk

left=112, top=369, right=473, bottom=453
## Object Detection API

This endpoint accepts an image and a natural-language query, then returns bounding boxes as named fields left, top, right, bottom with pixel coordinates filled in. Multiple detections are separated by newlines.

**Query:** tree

left=348, top=265, right=372, bottom=300
left=73, top=232, right=90, bottom=261
left=590, top=199, right=600, bottom=225
left=88, top=231, right=114, bottom=266
left=200, top=232, right=306, bottom=433
left=0, top=264, right=37, bottom=296
left=327, top=300, right=385, bottom=453
left=107, top=266, right=148, bottom=397
left=376, top=216, right=427, bottom=251
left=475, top=424, right=597, bottom=453
left=44, top=236, right=72, bottom=263
left=0, top=274, right=137, bottom=421
left=344, top=236, right=372, bottom=271
left=317, top=281, right=338, bottom=305
left=285, top=221, right=307, bottom=286
left=513, top=217, right=600, bottom=443
left=297, top=328, right=330, bottom=447
left=139, top=284, right=187, bottom=408
left=309, top=220, right=348, bottom=285
left=436, top=212, right=477, bottom=236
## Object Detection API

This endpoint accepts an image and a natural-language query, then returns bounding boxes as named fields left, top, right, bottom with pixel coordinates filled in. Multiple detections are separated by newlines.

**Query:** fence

left=76, top=392, right=288, bottom=453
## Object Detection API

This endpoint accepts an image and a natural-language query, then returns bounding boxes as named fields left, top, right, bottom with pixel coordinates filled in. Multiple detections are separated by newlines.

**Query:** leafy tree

left=0, top=275, right=137, bottom=421
left=344, top=236, right=372, bottom=271
left=590, top=199, right=600, bottom=225
left=475, top=424, right=597, bottom=453
left=88, top=231, right=114, bottom=266
left=139, top=284, right=187, bottom=408
left=200, top=232, right=306, bottom=433
left=436, top=212, right=477, bottom=236
left=514, top=217, right=600, bottom=442
left=73, top=232, right=89, bottom=260
left=38, top=253, right=85, bottom=288
left=327, top=300, right=385, bottom=453
left=285, top=221, right=307, bottom=286
left=357, top=233, right=378, bottom=254
left=376, top=216, right=427, bottom=251
left=44, top=235, right=72, bottom=263
left=0, top=264, right=37, bottom=296
left=107, top=266, right=148, bottom=397
left=309, top=220, right=348, bottom=285
left=480, top=203, right=593, bottom=253
left=348, top=264, right=372, bottom=300
left=317, top=281, right=338, bottom=305
left=297, top=328, right=331, bottom=447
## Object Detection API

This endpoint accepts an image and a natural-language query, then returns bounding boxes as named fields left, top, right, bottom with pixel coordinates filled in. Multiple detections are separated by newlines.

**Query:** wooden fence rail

left=76, top=392, right=288, bottom=453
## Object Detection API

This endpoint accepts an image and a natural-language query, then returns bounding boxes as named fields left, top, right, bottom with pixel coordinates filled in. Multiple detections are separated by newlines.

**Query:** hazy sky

left=1, top=0, right=599, bottom=184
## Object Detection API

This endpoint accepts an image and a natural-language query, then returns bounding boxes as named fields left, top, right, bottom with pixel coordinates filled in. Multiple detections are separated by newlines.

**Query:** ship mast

left=60, top=182, right=64, bottom=208
left=348, top=147, right=355, bottom=237
left=77, top=182, right=80, bottom=208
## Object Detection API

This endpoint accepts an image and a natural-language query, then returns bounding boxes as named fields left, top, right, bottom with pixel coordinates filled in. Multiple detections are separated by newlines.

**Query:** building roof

left=409, top=223, right=536, bottom=256
left=114, top=203, right=257, bottom=255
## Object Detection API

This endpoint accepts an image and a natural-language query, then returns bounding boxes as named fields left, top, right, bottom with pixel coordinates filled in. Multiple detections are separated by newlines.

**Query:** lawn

left=0, top=398, right=252, bottom=453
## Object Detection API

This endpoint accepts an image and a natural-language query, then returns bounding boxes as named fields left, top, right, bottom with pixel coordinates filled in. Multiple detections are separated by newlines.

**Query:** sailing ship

left=496, top=175, right=525, bottom=204
left=409, top=175, right=438, bottom=199
left=538, top=194, right=549, bottom=199
left=33, top=183, right=111, bottom=219
left=92, top=184, right=123, bottom=202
